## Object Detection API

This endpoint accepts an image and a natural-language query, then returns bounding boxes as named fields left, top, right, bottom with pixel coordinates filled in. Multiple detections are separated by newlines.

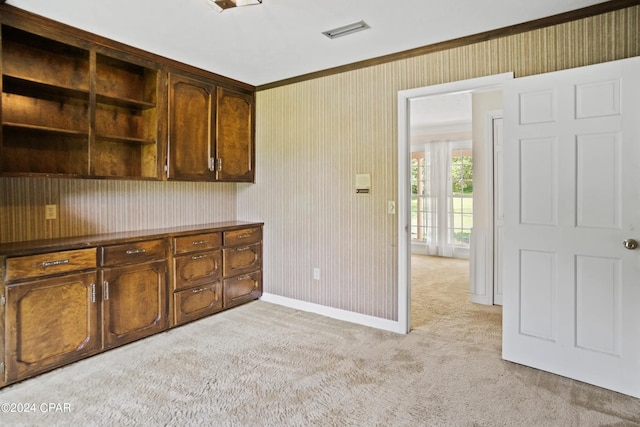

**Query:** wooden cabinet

left=167, top=74, right=215, bottom=181
left=3, top=249, right=99, bottom=382
left=172, top=232, right=223, bottom=325
left=168, top=74, right=255, bottom=182
left=222, top=227, right=262, bottom=308
left=0, top=221, right=262, bottom=387
left=1, top=26, right=91, bottom=176
left=0, top=7, right=255, bottom=183
left=99, top=239, right=168, bottom=348
left=93, top=54, right=160, bottom=178
left=216, top=87, right=254, bottom=182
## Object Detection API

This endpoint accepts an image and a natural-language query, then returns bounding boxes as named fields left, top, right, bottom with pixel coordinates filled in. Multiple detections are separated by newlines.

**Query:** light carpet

left=0, top=273, right=639, bottom=425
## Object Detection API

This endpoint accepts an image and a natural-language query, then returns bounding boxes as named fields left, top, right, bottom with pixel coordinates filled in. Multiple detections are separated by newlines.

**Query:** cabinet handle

left=104, top=281, right=110, bottom=301
left=192, top=287, right=207, bottom=294
left=191, top=254, right=208, bottom=260
left=192, top=240, right=206, bottom=246
left=42, top=259, right=69, bottom=267
left=90, top=283, right=96, bottom=303
left=125, top=248, right=146, bottom=255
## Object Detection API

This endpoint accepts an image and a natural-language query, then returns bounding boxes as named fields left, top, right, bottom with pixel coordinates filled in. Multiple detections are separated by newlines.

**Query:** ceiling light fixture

left=206, top=0, right=262, bottom=12
left=322, top=20, right=370, bottom=39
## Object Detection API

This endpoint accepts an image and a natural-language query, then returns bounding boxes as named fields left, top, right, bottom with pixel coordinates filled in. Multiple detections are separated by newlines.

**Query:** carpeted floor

left=0, top=262, right=639, bottom=426
left=411, top=254, right=502, bottom=344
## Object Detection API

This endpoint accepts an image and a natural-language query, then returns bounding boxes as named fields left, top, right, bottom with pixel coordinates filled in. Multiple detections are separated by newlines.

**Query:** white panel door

left=502, top=57, right=640, bottom=398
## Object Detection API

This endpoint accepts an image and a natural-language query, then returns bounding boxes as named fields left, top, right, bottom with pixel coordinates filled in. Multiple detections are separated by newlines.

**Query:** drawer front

left=223, top=243, right=261, bottom=278
left=174, top=281, right=223, bottom=325
left=100, top=239, right=167, bottom=267
left=6, top=248, right=97, bottom=282
left=223, top=271, right=262, bottom=308
left=174, top=232, right=222, bottom=254
left=223, top=227, right=262, bottom=247
left=174, top=250, right=222, bottom=291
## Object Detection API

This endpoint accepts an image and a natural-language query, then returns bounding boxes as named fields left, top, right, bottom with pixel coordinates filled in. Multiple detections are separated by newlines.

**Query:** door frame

left=396, top=73, right=513, bottom=333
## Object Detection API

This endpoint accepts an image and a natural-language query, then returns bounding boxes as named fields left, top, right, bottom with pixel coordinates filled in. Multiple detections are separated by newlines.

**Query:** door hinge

left=208, top=157, right=215, bottom=172
left=217, top=158, right=223, bottom=171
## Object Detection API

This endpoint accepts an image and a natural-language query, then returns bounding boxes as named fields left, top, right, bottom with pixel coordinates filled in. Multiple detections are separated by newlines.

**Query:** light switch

left=356, top=173, right=371, bottom=194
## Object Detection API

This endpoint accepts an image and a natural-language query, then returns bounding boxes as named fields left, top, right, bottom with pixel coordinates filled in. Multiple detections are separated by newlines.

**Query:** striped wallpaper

left=2, top=5, right=639, bottom=322
left=238, top=5, right=640, bottom=321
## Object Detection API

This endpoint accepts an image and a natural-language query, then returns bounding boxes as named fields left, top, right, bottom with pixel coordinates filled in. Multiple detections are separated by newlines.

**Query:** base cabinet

left=5, top=272, right=100, bottom=382
left=101, top=261, right=168, bottom=349
left=0, top=222, right=262, bottom=388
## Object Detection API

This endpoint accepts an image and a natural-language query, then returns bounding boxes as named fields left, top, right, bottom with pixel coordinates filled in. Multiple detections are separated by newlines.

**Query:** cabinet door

left=101, top=261, right=168, bottom=349
left=167, top=74, right=215, bottom=180
left=215, top=87, right=255, bottom=182
left=174, top=281, right=223, bottom=325
left=5, top=272, right=100, bottom=382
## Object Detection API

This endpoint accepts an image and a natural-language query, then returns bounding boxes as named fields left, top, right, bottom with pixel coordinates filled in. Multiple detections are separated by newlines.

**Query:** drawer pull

left=237, top=234, right=251, bottom=239
left=191, top=254, right=208, bottom=260
left=192, top=240, right=206, bottom=246
left=236, top=247, right=251, bottom=252
left=192, top=287, right=207, bottom=294
left=42, top=259, right=69, bottom=267
left=125, top=248, right=147, bottom=255
left=237, top=275, right=253, bottom=281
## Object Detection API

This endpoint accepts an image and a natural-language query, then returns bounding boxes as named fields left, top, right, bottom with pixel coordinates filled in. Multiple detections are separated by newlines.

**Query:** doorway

left=396, top=73, right=514, bottom=333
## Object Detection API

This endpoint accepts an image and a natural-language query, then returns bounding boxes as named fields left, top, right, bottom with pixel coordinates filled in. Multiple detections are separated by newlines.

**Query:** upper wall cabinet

left=0, top=6, right=255, bottom=183
left=168, top=74, right=255, bottom=183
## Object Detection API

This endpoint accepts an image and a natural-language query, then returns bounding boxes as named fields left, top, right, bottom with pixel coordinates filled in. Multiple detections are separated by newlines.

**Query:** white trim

left=397, top=73, right=514, bottom=333
left=260, top=293, right=407, bottom=334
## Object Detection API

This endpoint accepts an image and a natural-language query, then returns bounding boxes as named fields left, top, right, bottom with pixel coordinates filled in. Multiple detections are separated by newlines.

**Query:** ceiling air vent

left=322, top=20, right=370, bottom=39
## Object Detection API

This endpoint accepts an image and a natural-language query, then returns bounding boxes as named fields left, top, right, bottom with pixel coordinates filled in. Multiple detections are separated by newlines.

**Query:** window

left=411, top=142, right=473, bottom=252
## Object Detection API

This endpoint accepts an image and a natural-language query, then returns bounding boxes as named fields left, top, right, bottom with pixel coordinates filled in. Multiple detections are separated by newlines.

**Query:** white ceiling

left=7, top=0, right=608, bottom=87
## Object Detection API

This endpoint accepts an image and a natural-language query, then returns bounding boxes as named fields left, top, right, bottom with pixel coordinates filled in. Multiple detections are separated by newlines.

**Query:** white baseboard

left=260, top=293, right=406, bottom=334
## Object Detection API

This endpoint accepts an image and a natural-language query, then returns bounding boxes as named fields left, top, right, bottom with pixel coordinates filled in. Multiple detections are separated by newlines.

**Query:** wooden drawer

left=174, top=249, right=222, bottom=291
left=5, top=248, right=97, bottom=282
left=174, top=281, right=223, bottom=325
left=174, top=232, right=222, bottom=254
left=223, top=243, right=261, bottom=278
left=99, top=239, right=167, bottom=267
left=224, top=271, right=261, bottom=308
left=223, top=227, right=261, bottom=247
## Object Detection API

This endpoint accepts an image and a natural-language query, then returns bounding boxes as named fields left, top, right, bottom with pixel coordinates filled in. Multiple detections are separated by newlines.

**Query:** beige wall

left=1, top=6, right=639, bottom=321
left=238, top=6, right=640, bottom=321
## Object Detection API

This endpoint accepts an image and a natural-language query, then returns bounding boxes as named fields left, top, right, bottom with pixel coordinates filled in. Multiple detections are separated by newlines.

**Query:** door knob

left=623, top=239, right=638, bottom=250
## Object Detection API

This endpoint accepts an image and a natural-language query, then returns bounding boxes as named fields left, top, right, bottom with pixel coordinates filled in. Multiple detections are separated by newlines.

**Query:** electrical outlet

left=45, top=204, right=57, bottom=220
left=313, top=268, right=321, bottom=280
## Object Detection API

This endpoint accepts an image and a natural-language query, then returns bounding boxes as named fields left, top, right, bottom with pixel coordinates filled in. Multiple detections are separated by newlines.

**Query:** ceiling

left=7, top=0, right=610, bottom=87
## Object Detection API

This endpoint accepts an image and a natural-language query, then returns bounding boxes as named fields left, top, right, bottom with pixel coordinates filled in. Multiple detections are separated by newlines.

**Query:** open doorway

left=396, top=73, right=513, bottom=334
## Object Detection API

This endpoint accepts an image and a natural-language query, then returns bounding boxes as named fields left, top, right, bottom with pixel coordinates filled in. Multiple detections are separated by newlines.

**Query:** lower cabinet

left=99, top=239, right=169, bottom=349
left=5, top=272, right=100, bottom=382
left=0, top=222, right=262, bottom=388
left=101, top=261, right=168, bottom=349
left=174, top=281, right=223, bottom=324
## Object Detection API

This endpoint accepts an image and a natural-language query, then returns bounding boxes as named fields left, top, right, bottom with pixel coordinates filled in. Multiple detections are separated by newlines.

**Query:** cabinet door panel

left=174, top=250, right=222, bottom=291
left=174, top=281, right=223, bottom=325
left=5, top=272, right=100, bottom=382
left=216, top=88, right=254, bottom=182
left=223, top=271, right=261, bottom=308
left=223, top=243, right=261, bottom=277
left=102, top=261, right=167, bottom=348
left=168, top=75, right=214, bottom=180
